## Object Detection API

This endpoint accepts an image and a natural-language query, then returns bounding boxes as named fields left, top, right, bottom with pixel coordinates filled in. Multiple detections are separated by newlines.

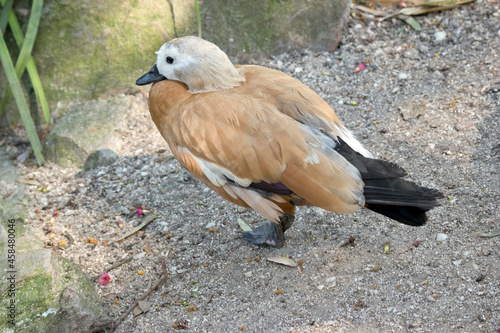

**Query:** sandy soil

left=4, top=1, right=500, bottom=332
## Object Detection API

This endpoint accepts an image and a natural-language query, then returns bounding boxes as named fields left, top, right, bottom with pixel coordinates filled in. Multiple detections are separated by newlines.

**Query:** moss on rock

left=44, top=94, right=143, bottom=168
left=0, top=149, right=108, bottom=332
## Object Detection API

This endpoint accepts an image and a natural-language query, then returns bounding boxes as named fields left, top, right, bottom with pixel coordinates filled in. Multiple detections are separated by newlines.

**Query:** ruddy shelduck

left=137, top=36, right=442, bottom=247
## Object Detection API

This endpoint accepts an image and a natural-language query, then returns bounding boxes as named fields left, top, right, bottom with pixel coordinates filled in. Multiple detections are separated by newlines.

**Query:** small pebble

left=325, top=276, right=336, bottom=283
left=244, top=271, right=253, bottom=278
left=482, top=249, right=492, bottom=256
left=434, top=31, right=447, bottom=42
left=398, top=73, right=408, bottom=80
left=436, top=233, right=448, bottom=241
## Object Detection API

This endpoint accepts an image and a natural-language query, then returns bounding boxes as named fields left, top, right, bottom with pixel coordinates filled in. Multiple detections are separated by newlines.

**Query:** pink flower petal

left=98, top=272, right=110, bottom=285
left=358, top=62, right=366, bottom=70
left=137, top=208, right=143, bottom=216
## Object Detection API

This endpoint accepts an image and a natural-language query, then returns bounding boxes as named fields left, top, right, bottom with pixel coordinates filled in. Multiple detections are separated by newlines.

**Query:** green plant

left=0, top=0, right=49, bottom=164
left=194, top=0, right=202, bottom=38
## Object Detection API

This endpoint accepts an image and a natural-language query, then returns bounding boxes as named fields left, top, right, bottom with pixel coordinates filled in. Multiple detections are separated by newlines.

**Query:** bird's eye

left=166, top=56, right=174, bottom=64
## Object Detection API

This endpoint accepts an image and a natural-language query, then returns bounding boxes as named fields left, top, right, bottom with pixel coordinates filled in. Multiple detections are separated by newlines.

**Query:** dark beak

left=136, top=64, right=167, bottom=86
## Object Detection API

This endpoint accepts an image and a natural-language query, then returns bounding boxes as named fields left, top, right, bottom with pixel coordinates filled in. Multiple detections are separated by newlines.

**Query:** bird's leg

left=241, top=213, right=295, bottom=247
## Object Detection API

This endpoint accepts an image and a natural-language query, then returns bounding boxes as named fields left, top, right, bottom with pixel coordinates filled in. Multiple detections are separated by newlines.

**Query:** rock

left=403, top=48, right=419, bottom=59
left=201, top=0, right=351, bottom=61
left=45, top=95, right=142, bottom=168
left=84, top=149, right=119, bottom=170
left=0, top=150, right=109, bottom=333
left=399, top=103, right=422, bottom=121
left=1, top=1, right=188, bottom=116
left=454, top=123, right=465, bottom=131
left=434, top=31, right=447, bottom=42
left=426, top=295, right=437, bottom=302
left=49, top=286, right=110, bottom=332
left=1, top=0, right=351, bottom=119
left=326, top=276, right=336, bottom=283
left=398, top=73, right=409, bottom=80
left=0, top=225, right=110, bottom=333
left=436, top=233, right=448, bottom=241
left=0, top=149, right=24, bottom=203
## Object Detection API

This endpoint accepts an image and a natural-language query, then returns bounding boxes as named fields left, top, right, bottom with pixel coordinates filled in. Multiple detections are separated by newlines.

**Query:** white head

left=154, top=36, right=245, bottom=93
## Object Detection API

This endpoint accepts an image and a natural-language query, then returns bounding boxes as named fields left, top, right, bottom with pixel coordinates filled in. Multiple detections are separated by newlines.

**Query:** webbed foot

left=242, top=222, right=285, bottom=246
left=241, top=214, right=295, bottom=247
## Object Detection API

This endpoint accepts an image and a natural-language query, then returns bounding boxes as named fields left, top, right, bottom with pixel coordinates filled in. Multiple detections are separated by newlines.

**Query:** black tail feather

left=364, top=204, right=430, bottom=226
left=335, top=138, right=443, bottom=226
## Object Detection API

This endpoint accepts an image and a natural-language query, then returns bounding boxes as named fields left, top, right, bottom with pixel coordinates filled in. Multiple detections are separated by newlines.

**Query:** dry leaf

left=267, top=256, right=296, bottom=267
left=17, top=178, right=42, bottom=186
left=133, top=306, right=143, bottom=316
left=237, top=218, right=252, bottom=232
left=354, top=4, right=387, bottom=16
left=138, top=300, right=151, bottom=312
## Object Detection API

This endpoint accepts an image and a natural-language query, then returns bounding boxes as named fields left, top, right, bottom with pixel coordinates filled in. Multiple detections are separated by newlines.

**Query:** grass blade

left=194, top=0, right=202, bottom=38
left=0, top=0, right=50, bottom=124
left=14, top=0, right=43, bottom=81
left=0, top=0, right=13, bottom=33
left=0, top=32, right=44, bottom=163
left=27, top=59, right=50, bottom=124
left=401, top=15, right=422, bottom=31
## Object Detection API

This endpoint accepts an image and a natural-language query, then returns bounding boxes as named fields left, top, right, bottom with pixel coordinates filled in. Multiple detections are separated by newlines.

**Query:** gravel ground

left=3, top=2, right=500, bottom=332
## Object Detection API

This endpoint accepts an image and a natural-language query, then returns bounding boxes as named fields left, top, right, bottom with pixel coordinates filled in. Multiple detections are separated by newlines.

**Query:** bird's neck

left=186, top=66, right=246, bottom=93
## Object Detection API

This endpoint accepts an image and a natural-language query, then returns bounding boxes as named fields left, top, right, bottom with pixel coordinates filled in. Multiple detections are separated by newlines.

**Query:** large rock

left=1, top=0, right=351, bottom=119
left=199, top=0, right=351, bottom=61
left=44, top=94, right=143, bottom=168
left=0, top=149, right=109, bottom=332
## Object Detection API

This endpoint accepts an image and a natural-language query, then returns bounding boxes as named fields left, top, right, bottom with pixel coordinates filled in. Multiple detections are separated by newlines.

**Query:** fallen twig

left=93, top=257, right=133, bottom=281
left=353, top=0, right=474, bottom=31
left=110, top=257, right=168, bottom=332
left=107, top=211, right=157, bottom=245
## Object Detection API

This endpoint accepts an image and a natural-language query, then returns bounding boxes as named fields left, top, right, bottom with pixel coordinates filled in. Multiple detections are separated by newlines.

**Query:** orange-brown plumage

left=148, top=65, right=365, bottom=218
left=137, top=36, right=442, bottom=246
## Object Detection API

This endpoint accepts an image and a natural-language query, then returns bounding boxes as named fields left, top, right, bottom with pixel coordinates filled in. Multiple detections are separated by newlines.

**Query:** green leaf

left=477, top=230, right=500, bottom=238
left=0, top=0, right=50, bottom=124
left=403, top=16, right=422, bottom=31
left=0, top=33, right=44, bottom=163
left=0, top=0, right=13, bottom=33
left=194, top=0, right=202, bottom=38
